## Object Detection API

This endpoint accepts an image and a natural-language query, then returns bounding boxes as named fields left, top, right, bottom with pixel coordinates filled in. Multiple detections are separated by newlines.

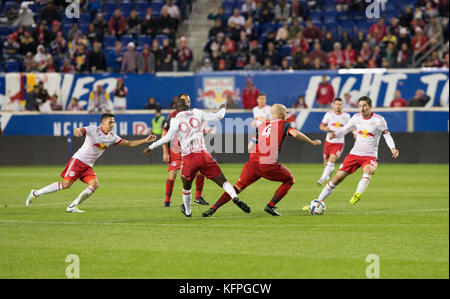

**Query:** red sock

left=212, top=186, right=241, bottom=211
left=195, top=174, right=205, bottom=198
left=165, top=179, right=175, bottom=202
left=269, top=182, right=293, bottom=207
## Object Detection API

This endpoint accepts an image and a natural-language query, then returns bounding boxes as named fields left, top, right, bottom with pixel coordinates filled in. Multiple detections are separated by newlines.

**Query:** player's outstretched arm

left=118, top=135, right=157, bottom=147
left=196, top=105, right=226, bottom=122
left=383, top=130, right=399, bottom=158
left=161, top=131, right=170, bottom=163
left=330, top=119, right=355, bottom=140
left=289, top=129, right=322, bottom=146
left=144, top=120, right=179, bottom=157
left=73, top=128, right=85, bottom=137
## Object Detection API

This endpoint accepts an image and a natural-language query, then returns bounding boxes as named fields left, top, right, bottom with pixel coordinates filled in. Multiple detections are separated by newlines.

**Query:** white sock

left=34, top=182, right=62, bottom=197
left=68, top=186, right=95, bottom=208
left=318, top=181, right=336, bottom=202
left=182, top=189, right=192, bottom=215
left=319, top=162, right=335, bottom=182
left=222, top=181, right=237, bottom=199
left=356, top=174, right=371, bottom=194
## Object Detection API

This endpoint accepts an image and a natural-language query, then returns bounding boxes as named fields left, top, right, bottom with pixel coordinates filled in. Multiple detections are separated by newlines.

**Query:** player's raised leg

left=264, top=164, right=295, bottom=216
left=318, top=155, right=336, bottom=186
left=350, top=163, right=376, bottom=205
left=26, top=180, right=70, bottom=206
left=164, top=169, right=177, bottom=207
left=180, top=177, right=193, bottom=217
left=194, top=173, right=208, bottom=205
left=66, top=177, right=99, bottom=213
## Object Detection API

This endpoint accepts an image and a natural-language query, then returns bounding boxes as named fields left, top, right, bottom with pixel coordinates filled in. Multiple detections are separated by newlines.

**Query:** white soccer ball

left=309, top=199, right=326, bottom=215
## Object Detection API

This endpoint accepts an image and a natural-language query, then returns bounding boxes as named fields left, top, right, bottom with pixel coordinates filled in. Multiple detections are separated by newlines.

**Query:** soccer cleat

left=349, top=192, right=362, bottom=205
left=302, top=205, right=310, bottom=212
left=163, top=201, right=171, bottom=207
left=316, top=179, right=323, bottom=186
left=66, top=206, right=85, bottom=213
left=26, top=190, right=37, bottom=207
left=232, top=197, right=251, bottom=213
left=194, top=197, right=209, bottom=205
left=264, top=205, right=281, bottom=216
left=202, top=208, right=216, bottom=217
left=180, top=204, right=192, bottom=217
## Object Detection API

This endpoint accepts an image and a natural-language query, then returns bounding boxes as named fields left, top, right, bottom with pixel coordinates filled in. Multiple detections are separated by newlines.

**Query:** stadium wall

left=0, top=69, right=448, bottom=110
left=0, top=132, right=448, bottom=166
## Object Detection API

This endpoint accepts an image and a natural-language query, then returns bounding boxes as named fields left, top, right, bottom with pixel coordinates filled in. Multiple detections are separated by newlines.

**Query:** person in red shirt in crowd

left=303, top=20, right=322, bottom=46
left=390, top=90, right=407, bottom=107
left=328, top=42, right=344, bottom=68
left=411, top=27, right=428, bottom=55
left=369, top=18, right=387, bottom=42
left=290, top=31, right=309, bottom=54
left=108, top=9, right=127, bottom=38
left=241, top=77, right=259, bottom=109
left=315, top=76, right=335, bottom=108
left=343, top=43, right=357, bottom=66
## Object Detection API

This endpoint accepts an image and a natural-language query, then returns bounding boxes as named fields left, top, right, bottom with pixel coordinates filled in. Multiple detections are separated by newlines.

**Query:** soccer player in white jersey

left=25, top=113, right=156, bottom=213
left=304, top=96, right=399, bottom=210
left=252, top=93, right=271, bottom=127
left=316, top=98, right=354, bottom=186
left=143, top=94, right=249, bottom=217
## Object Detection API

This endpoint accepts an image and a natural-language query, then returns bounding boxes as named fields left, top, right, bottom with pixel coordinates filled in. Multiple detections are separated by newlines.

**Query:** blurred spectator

left=396, top=42, right=412, bottom=67
left=37, top=81, right=50, bottom=104
left=86, top=23, right=101, bottom=46
left=72, top=42, right=90, bottom=73
left=424, top=16, right=443, bottom=42
left=121, top=42, right=138, bottom=73
left=12, top=2, right=35, bottom=27
left=369, top=18, right=387, bottom=43
left=24, top=52, right=37, bottom=72
left=303, top=20, right=322, bottom=47
left=279, top=57, right=292, bottom=70
left=276, top=23, right=289, bottom=45
left=60, top=58, right=75, bottom=73
left=108, top=9, right=127, bottom=39
left=228, top=8, right=246, bottom=28
left=390, top=90, right=407, bottom=107
left=343, top=43, right=357, bottom=67
left=199, top=58, right=214, bottom=72
left=226, top=94, right=239, bottom=108
left=244, top=55, right=263, bottom=70
left=49, top=94, right=62, bottom=111
left=288, top=19, right=303, bottom=41
left=321, top=31, right=335, bottom=52
left=141, top=8, right=159, bottom=37
left=39, top=97, right=53, bottom=113
left=67, top=97, right=83, bottom=111
left=19, top=29, right=36, bottom=56
left=145, top=97, right=162, bottom=110
left=209, top=19, right=225, bottom=39
left=315, top=76, right=335, bottom=108
left=308, top=41, right=328, bottom=65
left=107, top=41, right=123, bottom=73
left=34, top=45, right=51, bottom=72
left=89, top=41, right=106, bottom=73
left=411, top=27, right=429, bottom=55
left=263, top=41, right=280, bottom=67
left=343, top=93, right=357, bottom=108
left=151, top=108, right=165, bottom=136
left=274, top=0, right=291, bottom=22
left=408, top=89, right=431, bottom=107
left=424, top=51, right=444, bottom=67
left=40, top=0, right=59, bottom=25
left=293, top=95, right=308, bottom=108
left=207, top=7, right=228, bottom=28
left=138, top=45, right=156, bottom=74
left=33, top=22, right=51, bottom=48
left=87, top=0, right=101, bottom=20
left=25, top=85, right=41, bottom=111
left=328, top=42, right=344, bottom=68
left=159, top=7, right=177, bottom=40
left=127, top=9, right=142, bottom=39
left=159, top=37, right=174, bottom=71
left=176, top=36, right=193, bottom=71
left=93, top=13, right=108, bottom=39
left=113, top=78, right=128, bottom=110
left=67, top=23, right=82, bottom=42
left=4, top=34, right=20, bottom=61
left=263, top=57, right=277, bottom=70
left=241, top=78, right=259, bottom=109
left=241, top=0, right=257, bottom=19
left=168, top=96, right=178, bottom=109
left=45, top=56, right=58, bottom=72
left=88, top=84, right=113, bottom=113
left=162, top=0, right=181, bottom=20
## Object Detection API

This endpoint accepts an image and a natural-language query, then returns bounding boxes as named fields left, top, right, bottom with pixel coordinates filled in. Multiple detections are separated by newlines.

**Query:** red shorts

left=60, top=158, right=96, bottom=183
left=236, top=159, right=294, bottom=191
left=180, top=151, right=222, bottom=181
left=339, top=154, right=378, bottom=174
left=323, top=141, right=344, bottom=160
left=168, top=151, right=182, bottom=171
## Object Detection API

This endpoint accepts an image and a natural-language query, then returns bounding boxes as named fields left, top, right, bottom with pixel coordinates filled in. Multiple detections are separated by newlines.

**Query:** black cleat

left=232, top=197, right=251, bottom=213
left=163, top=201, right=170, bottom=207
left=194, top=197, right=209, bottom=205
left=202, top=208, right=216, bottom=217
left=180, top=204, right=191, bottom=217
left=264, top=205, right=281, bottom=216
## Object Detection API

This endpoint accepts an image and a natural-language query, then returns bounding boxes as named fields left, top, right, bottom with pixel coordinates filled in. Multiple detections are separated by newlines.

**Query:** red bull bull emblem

left=358, top=130, right=375, bottom=138
left=197, top=77, right=240, bottom=108
left=93, top=143, right=107, bottom=150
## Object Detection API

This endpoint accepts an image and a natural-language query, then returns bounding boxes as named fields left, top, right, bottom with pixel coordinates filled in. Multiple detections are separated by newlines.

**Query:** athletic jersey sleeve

left=283, top=121, right=295, bottom=137
left=162, top=115, right=172, bottom=133
left=112, top=133, right=123, bottom=145
left=379, top=116, right=388, bottom=133
left=150, top=118, right=179, bottom=150
left=193, top=108, right=226, bottom=121
left=83, top=125, right=96, bottom=136
left=321, top=112, right=329, bottom=125
left=335, top=115, right=356, bottom=139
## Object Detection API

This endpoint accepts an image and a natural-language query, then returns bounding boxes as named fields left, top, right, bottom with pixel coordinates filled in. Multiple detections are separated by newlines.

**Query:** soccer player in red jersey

left=304, top=96, right=399, bottom=210
left=161, top=107, right=208, bottom=207
left=25, top=113, right=156, bottom=213
left=144, top=94, right=247, bottom=217
left=202, top=104, right=322, bottom=217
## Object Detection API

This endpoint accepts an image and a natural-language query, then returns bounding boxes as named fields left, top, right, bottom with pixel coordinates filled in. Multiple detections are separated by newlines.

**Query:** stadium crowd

left=1, top=0, right=193, bottom=73
left=200, top=0, right=449, bottom=71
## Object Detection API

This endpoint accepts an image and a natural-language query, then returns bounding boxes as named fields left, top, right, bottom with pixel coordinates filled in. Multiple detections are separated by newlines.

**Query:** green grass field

left=0, top=164, right=448, bottom=279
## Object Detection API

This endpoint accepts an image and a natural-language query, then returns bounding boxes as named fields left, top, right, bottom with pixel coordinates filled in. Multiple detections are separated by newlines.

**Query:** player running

left=202, top=104, right=322, bottom=217
left=303, top=96, right=399, bottom=210
left=25, top=113, right=156, bottom=213
left=251, top=93, right=271, bottom=127
left=161, top=107, right=208, bottom=207
left=316, top=98, right=355, bottom=186
left=143, top=94, right=247, bottom=217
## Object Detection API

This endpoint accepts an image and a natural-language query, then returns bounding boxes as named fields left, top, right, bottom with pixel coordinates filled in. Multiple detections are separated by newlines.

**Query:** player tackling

left=143, top=94, right=247, bottom=217
left=25, top=113, right=156, bottom=212
left=304, top=96, right=399, bottom=210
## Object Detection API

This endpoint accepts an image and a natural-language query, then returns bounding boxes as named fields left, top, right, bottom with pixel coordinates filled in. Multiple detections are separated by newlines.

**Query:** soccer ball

left=309, top=199, right=326, bottom=215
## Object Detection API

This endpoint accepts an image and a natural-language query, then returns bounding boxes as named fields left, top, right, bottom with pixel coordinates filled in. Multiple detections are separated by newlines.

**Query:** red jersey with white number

left=72, top=125, right=122, bottom=166
left=321, top=111, right=351, bottom=144
left=250, top=119, right=294, bottom=164
left=335, top=112, right=388, bottom=158
left=150, top=108, right=226, bottom=156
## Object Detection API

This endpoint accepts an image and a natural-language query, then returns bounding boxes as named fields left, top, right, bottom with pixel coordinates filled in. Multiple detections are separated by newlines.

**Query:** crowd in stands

left=200, top=0, right=449, bottom=71
left=1, top=0, right=193, bottom=72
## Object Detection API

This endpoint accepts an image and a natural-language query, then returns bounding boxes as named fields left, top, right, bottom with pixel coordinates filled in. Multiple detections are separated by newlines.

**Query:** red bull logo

left=331, top=122, right=344, bottom=128
left=197, top=77, right=240, bottom=108
left=358, top=130, right=375, bottom=138
left=93, top=143, right=107, bottom=151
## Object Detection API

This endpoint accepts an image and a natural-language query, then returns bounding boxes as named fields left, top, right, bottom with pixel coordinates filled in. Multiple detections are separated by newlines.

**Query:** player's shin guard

left=182, top=189, right=192, bottom=215
left=195, top=174, right=205, bottom=198
left=212, top=186, right=241, bottom=211
left=165, top=179, right=175, bottom=202
left=68, top=186, right=95, bottom=208
left=34, top=182, right=63, bottom=197
left=222, top=181, right=238, bottom=200
left=269, top=181, right=294, bottom=207
left=318, top=181, right=336, bottom=202
left=319, top=162, right=335, bottom=182
left=356, top=174, right=371, bottom=194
